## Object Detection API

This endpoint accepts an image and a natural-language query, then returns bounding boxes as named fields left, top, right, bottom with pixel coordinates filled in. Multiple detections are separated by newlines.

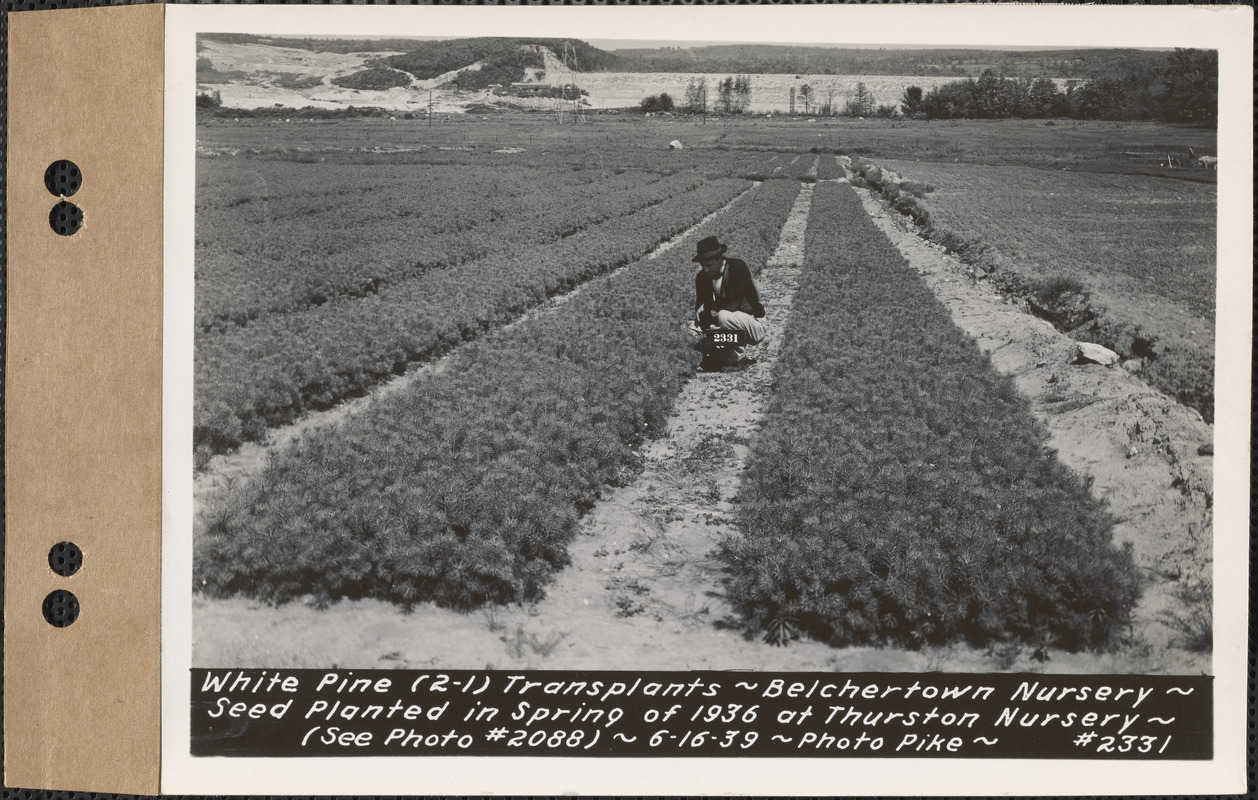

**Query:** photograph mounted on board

left=188, top=30, right=1219, bottom=679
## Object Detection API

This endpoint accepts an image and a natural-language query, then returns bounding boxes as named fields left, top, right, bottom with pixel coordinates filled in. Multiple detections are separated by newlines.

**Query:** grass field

left=872, top=162, right=1216, bottom=320
left=194, top=112, right=1215, bottom=657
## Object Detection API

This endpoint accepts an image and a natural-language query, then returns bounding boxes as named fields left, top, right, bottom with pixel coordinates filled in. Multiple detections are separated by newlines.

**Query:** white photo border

left=162, top=4, right=1252, bottom=794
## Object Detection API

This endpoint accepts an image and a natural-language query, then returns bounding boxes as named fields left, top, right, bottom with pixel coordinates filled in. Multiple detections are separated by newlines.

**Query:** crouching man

left=689, top=235, right=767, bottom=368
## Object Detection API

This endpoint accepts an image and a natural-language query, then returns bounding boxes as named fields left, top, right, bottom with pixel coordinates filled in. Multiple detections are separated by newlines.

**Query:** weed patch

left=1029, top=275, right=1096, bottom=331
left=1159, top=574, right=1212, bottom=652
left=501, top=625, right=567, bottom=659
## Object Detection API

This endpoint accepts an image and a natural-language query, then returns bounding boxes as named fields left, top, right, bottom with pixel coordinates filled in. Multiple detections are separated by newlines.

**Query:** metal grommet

left=49, top=200, right=84, bottom=236
left=49, top=541, right=83, bottom=577
left=44, top=159, right=82, bottom=197
left=42, top=590, right=80, bottom=628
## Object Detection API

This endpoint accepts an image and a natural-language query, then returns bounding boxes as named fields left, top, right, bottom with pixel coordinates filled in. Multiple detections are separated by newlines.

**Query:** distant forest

left=652, top=50, right=1215, bottom=125
left=608, top=45, right=1168, bottom=80
left=905, top=49, right=1217, bottom=123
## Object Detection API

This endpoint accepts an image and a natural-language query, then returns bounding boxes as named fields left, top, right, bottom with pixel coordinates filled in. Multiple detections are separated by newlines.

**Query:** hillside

left=381, top=36, right=619, bottom=83
left=195, top=36, right=594, bottom=113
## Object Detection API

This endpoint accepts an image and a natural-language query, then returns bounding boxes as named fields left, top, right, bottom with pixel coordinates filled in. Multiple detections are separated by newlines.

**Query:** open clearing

left=192, top=115, right=1215, bottom=674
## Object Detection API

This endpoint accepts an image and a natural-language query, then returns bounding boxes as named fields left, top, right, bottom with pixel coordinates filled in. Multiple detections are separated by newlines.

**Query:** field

left=193, top=113, right=1215, bottom=673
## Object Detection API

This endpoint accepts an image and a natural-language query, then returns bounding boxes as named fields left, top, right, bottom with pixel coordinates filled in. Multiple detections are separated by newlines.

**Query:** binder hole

left=49, top=201, right=83, bottom=236
left=48, top=541, right=83, bottom=577
left=42, top=590, right=80, bottom=628
left=44, top=159, right=82, bottom=197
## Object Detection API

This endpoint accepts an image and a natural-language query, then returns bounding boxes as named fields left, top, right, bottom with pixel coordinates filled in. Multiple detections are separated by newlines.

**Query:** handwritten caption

left=191, top=670, right=1210, bottom=759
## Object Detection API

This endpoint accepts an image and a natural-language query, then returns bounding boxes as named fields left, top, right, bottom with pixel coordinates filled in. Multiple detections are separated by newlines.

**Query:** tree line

left=639, top=49, right=1216, bottom=125
left=901, top=49, right=1215, bottom=124
left=640, top=75, right=753, bottom=115
left=611, top=44, right=1168, bottom=81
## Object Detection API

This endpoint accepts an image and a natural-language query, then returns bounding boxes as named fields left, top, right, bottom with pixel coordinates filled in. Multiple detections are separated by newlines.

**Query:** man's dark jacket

left=694, top=257, right=765, bottom=326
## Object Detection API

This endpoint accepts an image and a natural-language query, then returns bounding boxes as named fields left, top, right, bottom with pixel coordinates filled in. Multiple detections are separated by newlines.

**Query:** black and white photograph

left=160, top=3, right=1250, bottom=793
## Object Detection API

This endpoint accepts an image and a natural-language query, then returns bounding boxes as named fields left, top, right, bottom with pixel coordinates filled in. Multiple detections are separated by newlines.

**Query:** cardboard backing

left=4, top=4, right=164, bottom=794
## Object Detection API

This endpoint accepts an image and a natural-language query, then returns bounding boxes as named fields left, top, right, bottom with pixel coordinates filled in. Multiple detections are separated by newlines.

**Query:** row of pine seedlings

left=196, top=171, right=747, bottom=454
left=195, top=166, right=697, bottom=330
left=195, top=179, right=802, bottom=610
left=815, top=153, right=846, bottom=181
left=720, top=180, right=1141, bottom=651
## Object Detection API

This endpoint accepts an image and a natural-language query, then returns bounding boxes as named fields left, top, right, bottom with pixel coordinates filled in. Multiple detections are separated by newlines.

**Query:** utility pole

left=428, top=89, right=433, bottom=128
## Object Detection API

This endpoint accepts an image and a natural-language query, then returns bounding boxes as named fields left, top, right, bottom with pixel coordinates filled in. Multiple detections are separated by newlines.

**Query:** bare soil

left=194, top=169, right=1212, bottom=675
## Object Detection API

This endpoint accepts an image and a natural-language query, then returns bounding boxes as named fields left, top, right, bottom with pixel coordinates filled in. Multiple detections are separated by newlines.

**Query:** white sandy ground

left=194, top=163, right=1211, bottom=675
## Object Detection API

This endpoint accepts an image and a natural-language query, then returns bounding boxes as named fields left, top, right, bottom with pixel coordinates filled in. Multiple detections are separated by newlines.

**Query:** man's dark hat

left=692, top=236, right=727, bottom=263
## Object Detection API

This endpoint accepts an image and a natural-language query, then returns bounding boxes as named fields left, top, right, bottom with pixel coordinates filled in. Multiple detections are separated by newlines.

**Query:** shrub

left=851, top=159, right=935, bottom=228
left=331, top=68, right=412, bottom=91
left=640, top=93, right=675, bottom=114
left=890, top=193, right=932, bottom=227
left=1029, top=275, right=1095, bottom=331
left=270, top=73, right=323, bottom=91
left=194, top=401, right=243, bottom=452
left=720, top=181, right=1141, bottom=652
left=898, top=180, right=935, bottom=198
left=195, top=89, right=222, bottom=109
